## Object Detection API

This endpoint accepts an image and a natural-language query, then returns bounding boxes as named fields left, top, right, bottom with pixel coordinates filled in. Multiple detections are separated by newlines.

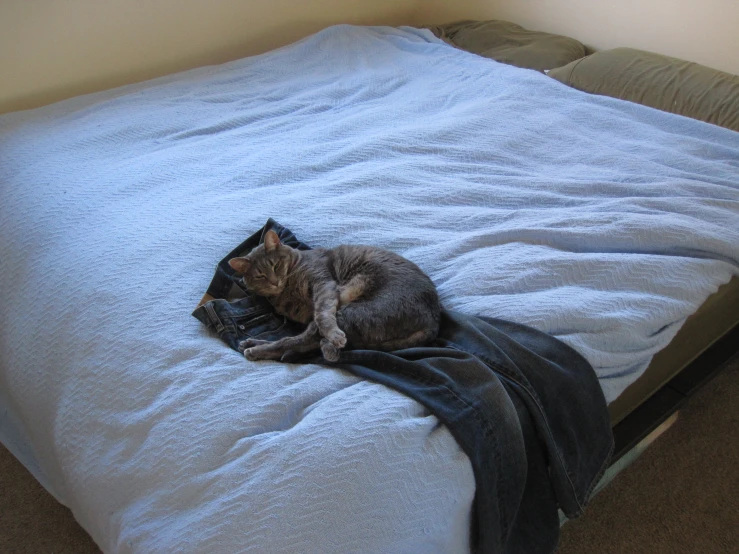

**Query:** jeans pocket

left=231, top=313, right=288, bottom=339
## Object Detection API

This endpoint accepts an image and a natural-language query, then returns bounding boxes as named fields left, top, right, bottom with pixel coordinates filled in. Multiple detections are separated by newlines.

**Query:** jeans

left=193, top=220, right=613, bottom=554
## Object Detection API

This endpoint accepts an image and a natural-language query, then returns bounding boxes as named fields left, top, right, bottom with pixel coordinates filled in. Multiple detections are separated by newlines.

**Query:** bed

left=1, top=22, right=738, bottom=554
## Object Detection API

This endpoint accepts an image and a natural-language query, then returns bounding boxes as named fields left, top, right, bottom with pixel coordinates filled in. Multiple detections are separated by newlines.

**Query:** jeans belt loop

left=204, top=301, right=226, bottom=333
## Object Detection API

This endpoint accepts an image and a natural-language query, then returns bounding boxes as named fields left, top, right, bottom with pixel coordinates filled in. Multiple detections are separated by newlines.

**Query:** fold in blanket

left=193, top=220, right=614, bottom=554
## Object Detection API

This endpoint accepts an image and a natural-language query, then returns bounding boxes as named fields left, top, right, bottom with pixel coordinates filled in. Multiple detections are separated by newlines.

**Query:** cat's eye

left=274, top=262, right=282, bottom=272
left=254, top=273, right=266, bottom=280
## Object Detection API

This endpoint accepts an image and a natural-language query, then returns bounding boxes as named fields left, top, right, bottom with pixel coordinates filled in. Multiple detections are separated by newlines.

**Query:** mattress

left=1, top=25, right=738, bottom=553
left=609, top=276, right=739, bottom=424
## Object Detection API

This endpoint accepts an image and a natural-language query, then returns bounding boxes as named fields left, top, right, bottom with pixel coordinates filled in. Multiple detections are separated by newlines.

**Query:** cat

left=228, top=230, right=440, bottom=362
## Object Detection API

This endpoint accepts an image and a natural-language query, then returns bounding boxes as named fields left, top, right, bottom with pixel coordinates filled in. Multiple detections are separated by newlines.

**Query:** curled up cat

left=228, top=230, right=441, bottom=362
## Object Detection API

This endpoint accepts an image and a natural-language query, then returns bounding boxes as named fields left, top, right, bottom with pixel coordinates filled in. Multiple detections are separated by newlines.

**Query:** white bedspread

left=1, top=25, right=738, bottom=554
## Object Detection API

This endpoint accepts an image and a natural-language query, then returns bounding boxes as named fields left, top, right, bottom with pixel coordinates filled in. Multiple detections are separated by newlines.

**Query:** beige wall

left=415, top=0, right=739, bottom=76
left=0, top=0, right=420, bottom=114
left=4, top=0, right=737, bottom=115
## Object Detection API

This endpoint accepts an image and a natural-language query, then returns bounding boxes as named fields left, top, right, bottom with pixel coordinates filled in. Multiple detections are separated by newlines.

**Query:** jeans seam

left=581, top=439, right=615, bottom=510
left=228, top=310, right=271, bottom=321
left=474, top=352, right=587, bottom=513
left=249, top=318, right=288, bottom=338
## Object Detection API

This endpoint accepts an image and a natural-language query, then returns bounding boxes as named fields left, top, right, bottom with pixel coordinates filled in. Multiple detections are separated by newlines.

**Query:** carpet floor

left=1, top=356, right=737, bottom=553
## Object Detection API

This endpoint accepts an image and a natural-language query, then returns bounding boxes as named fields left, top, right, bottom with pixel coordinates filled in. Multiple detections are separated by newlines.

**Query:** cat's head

left=228, top=230, right=296, bottom=297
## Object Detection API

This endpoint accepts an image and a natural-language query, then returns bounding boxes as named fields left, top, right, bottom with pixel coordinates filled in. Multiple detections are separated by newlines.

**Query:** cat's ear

left=264, top=230, right=281, bottom=252
left=228, top=257, right=251, bottom=274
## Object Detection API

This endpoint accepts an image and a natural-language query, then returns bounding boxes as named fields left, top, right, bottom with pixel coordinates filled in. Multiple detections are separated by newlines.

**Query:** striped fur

left=229, top=231, right=440, bottom=361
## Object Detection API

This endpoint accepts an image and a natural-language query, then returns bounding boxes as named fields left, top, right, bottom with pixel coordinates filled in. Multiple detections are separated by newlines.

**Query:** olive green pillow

left=548, top=47, right=739, bottom=132
left=425, top=20, right=586, bottom=72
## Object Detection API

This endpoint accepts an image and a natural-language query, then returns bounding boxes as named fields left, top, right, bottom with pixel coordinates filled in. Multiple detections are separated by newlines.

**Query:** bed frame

left=611, top=322, right=739, bottom=463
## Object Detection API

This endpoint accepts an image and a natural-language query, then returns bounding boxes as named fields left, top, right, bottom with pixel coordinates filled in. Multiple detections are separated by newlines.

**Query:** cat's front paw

left=238, top=338, right=270, bottom=353
left=320, top=338, right=341, bottom=362
left=243, top=346, right=276, bottom=361
left=325, top=328, right=347, bottom=349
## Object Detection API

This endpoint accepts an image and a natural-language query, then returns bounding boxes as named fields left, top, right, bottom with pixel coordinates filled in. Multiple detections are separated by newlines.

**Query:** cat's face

left=229, top=230, right=295, bottom=297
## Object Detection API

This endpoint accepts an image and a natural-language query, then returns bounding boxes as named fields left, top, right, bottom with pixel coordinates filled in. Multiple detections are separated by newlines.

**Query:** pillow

left=548, top=47, right=739, bottom=132
left=424, top=20, right=586, bottom=72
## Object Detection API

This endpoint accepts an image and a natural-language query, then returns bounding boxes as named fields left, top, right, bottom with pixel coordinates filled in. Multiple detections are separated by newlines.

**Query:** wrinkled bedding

left=1, top=25, right=738, bottom=554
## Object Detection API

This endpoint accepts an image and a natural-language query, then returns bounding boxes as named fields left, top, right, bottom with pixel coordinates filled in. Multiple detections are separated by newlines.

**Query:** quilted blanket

left=1, top=25, right=738, bottom=554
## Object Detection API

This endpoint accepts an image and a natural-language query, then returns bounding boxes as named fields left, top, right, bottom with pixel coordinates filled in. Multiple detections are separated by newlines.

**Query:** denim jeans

left=192, top=219, right=311, bottom=351
left=193, top=220, right=613, bottom=554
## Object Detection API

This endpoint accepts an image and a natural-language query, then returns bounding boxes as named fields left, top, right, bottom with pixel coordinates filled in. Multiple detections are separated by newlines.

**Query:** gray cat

left=228, top=230, right=440, bottom=362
